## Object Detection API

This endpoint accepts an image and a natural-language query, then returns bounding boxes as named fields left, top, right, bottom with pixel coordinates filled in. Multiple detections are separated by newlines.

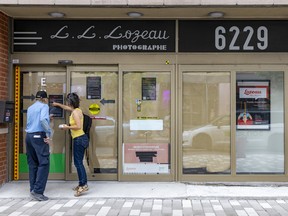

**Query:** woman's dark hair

left=66, top=92, right=80, bottom=108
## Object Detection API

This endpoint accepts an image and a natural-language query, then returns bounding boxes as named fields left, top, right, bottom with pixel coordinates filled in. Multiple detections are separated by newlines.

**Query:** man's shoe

left=30, top=191, right=49, bottom=201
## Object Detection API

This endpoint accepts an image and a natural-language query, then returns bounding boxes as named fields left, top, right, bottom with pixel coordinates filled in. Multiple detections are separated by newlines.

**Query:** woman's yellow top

left=69, top=108, right=85, bottom=139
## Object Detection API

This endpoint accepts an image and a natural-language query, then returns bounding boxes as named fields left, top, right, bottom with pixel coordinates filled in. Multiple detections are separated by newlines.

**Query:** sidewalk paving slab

left=1, top=181, right=288, bottom=199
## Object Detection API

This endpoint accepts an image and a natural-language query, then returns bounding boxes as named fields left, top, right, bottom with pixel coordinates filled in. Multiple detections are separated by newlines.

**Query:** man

left=25, top=90, right=52, bottom=201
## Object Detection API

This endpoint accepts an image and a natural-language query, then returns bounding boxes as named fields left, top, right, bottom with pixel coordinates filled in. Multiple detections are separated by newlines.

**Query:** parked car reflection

left=183, top=113, right=284, bottom=153
left=183, top=115, right=231, bottom=152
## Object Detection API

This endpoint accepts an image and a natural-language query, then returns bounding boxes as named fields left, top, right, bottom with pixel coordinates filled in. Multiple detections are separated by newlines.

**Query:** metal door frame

left=66, top=65, right=119, bottom=181
left=18, top=65, right=67, bottom=180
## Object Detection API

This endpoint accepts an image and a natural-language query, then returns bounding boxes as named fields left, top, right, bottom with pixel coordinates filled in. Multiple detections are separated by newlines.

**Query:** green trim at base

left=19, top=153, right=65, bottom=173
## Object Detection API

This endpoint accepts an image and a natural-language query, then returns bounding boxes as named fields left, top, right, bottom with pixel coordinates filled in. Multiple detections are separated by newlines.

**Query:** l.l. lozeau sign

left=13, top=20, right=175, bottom=52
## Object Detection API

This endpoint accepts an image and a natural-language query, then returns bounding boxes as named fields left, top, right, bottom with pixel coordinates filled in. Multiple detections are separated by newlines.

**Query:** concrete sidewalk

left=1, top=181, right=288, bottom=200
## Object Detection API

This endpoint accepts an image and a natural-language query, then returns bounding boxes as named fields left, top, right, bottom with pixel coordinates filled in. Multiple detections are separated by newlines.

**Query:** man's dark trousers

left=26, top=132, right=50, bottom=195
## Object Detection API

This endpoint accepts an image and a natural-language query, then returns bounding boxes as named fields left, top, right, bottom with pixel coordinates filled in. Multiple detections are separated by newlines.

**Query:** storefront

left=9, top=18, right=288, bottom=182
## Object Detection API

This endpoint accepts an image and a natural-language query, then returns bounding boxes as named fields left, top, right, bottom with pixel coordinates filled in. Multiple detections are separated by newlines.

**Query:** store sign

left=123, top=143, right=170, bottom=174
left=239, top=87, right=267, bottom=99
left=236, top=81, right=270, bottom=130
left=13, top=20, right=175, bottom=52
left=179, top=20, right=288, bottom=52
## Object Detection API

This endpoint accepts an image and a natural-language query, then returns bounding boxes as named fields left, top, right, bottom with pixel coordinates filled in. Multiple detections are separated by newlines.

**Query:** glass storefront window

left=236, top=71, right=284, bottom=174
left=182, top=72, right=231, bottom=174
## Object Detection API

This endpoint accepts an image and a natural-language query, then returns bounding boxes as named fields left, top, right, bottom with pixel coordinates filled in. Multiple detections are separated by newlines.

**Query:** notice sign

left=49, top=95, right=64, bottom=118
left=87, top=77, right=101, bottom=99
left=236, top=81, right=270, bottom=130
left=130, top=119, right=163, bottom=130
left=142, top=77, right=156, bottom=100
left=123, top=143, right=170, bottom=174
left=89, top=103, right=100, bottom=115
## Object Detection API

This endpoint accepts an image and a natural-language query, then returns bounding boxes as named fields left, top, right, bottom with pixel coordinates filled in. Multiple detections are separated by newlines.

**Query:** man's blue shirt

left=25, top=100, right=51, bottom=137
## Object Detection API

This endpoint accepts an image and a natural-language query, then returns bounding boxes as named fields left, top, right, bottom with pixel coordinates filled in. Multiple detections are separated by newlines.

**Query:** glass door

left=120, top=65, right=175, bottom=181
left=67, top=66, right=118, bottom=181
left=20, top=66, right=67, bottom=179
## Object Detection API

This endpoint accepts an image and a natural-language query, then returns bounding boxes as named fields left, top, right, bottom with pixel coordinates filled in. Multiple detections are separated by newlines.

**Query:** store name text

left=50, top=25, right=170, bottom=44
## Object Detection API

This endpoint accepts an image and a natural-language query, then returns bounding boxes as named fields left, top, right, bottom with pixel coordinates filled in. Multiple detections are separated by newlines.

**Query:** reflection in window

left=182, top=72, right=231, bottom=174
left=122, top=72, right=171, bottom=175
left=21, top=71, right=67, bottom=174
left=236, top=72, right=284, bottom=174
left=71, top=71, right=118, bottom=174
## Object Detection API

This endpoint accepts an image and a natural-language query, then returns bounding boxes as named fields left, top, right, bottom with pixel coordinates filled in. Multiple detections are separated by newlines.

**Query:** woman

left=53, top=93, right=89, bottom=197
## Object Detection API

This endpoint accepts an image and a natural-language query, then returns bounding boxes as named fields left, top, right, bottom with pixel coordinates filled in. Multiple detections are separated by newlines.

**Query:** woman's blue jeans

left=73, top=134, right=89, bottom=186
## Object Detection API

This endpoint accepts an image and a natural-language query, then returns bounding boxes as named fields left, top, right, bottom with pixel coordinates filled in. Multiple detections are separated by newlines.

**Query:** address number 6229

left=215, top=26, right=268, bottom=51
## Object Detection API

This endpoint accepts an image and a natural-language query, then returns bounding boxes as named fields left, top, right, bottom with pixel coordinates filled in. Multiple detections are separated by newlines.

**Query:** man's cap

left=35, top=91, right=48, bottom=99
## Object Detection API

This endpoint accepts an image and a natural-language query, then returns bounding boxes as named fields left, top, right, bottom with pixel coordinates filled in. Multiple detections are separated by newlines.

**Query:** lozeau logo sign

left=244, top=89, right=262, bottom=95
left=104, top=26, right=170, bottom=43
left=13, top=20, right=175, bottom=52
left=240, top=88, right=267, bottom=99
